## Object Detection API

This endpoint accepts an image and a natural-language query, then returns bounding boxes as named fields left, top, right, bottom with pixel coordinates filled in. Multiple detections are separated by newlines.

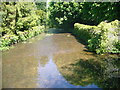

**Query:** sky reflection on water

left=37, top=56, right=100, bottom=88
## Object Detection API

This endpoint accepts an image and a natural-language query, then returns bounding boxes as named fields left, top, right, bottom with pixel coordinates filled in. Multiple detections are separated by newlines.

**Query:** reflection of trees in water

left=39, top=56, right=49, bottom=67
left=61, top=56, right=120, bottom=88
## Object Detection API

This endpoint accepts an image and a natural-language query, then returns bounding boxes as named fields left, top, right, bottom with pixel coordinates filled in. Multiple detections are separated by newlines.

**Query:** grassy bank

left=73, top=20, right=120, bottom=54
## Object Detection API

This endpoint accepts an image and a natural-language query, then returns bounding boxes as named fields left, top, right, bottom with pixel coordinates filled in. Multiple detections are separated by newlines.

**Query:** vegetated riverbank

left=0, top=26, right=45, bottom=51
left=73, top=20, right=120, bottom=54
left=2, top=32, right=119, bottom=88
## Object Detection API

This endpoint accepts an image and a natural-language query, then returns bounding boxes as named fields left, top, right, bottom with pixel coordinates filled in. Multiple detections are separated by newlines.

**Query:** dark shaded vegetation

left=48, top=2, right=120, bottom=29
left=35, top=1, right=46, bottom=12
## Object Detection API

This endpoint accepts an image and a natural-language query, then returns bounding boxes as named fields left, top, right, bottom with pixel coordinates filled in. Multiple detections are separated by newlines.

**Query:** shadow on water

left=47, top=28, right=72, bottom=34
left=47, top=28, right=90, bottom=50
left=37, top=56, right=101, bottom=88
left=60, top=56, right=120, bottom=89
left=47, top=28, right=89, bottom=50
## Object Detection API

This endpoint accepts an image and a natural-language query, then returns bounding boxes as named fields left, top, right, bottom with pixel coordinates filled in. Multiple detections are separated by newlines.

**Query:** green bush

left=17, top=25, right=45, bottom=41
left=0, top=34, right=19, bottom=50
left=0, top=26, right=45, bottom=50
left=74, top=23, right=97, bottom=44
left=73, top=20, right=120, bottom=54
left=35, top=10, right=46, bottom=25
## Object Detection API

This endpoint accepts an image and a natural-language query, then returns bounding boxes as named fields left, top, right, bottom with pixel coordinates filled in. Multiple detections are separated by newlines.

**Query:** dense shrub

left=17, top=26, right=44, bottom=41
left=35, top=1, right=46, bottom=12
left=74, top=23, right=97, bottom=44
left=0, top=2, right=43, bottom=35
left=0, top=26, right=45, bottom=50
left=0, top=34, right=19, bottom=50
left=74, top=20, right=120, bottom=54
left=0, top=2, right=46, bottom=50
left=35, top=10, right=46, bottom=25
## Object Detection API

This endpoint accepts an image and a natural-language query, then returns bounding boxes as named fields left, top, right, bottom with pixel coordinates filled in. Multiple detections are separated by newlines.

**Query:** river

left=2, top=30, right=120, bottom=88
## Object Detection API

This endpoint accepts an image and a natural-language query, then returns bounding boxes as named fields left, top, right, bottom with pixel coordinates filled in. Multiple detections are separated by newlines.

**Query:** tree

left=0, top=2, right=40, bottom=36
left=48, top=2, right=120, bottom=29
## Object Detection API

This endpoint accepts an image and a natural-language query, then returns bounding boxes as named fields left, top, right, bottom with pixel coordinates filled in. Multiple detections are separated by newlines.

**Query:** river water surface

left=2, top=32, right=120, bottom=88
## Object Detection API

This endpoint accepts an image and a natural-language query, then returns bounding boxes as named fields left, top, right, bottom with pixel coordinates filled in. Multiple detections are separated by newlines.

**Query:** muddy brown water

left=2, top=33, right=120, bottom=88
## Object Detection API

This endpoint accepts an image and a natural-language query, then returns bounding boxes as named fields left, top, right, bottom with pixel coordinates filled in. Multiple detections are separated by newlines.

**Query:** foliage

left=35, top=10, right=46, bottom=25
left=0, top=2, right=39, bottom=34
left=0, top=2, right=46, bottom=50
left=74, top=20, right=120, bottom=54
left=35, top=1, right=47, bottom=26
left=1, top=2, right=17, bottom=35
left=48, top=2, right=120, bottom=29
left=16, top=2, right=40, bottom=32
left=17, top=26, right=44, bottom=41
left=74, top=23, right=97, bottom=44
left=0, top=26, right=45, bottom=51
left=0, top=34, right=19, bottom=50
left=35, top=1, right=46, bottom=11
left=48, top=2, right=82, bottom=29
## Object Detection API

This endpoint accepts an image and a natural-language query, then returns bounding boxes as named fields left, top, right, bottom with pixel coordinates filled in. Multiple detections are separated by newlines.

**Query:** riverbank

left=0, top=26, right=45, bottom=51
left=73, top=20, right=120, bottom=54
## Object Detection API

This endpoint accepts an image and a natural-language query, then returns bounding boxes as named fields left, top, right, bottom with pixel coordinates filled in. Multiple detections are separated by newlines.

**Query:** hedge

left=73, top=20, right=120, bottom=54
